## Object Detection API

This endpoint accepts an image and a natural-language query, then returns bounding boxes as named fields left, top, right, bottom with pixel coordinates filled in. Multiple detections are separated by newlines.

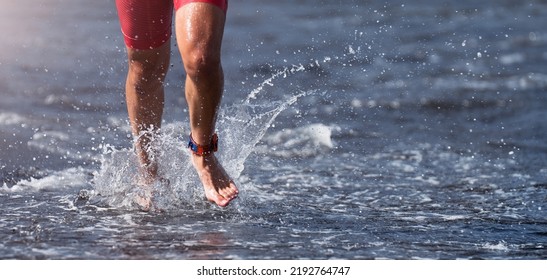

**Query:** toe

left=206, top=190, right=230, bottom=207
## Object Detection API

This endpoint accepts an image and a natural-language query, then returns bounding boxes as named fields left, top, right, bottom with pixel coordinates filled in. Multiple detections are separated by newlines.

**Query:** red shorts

left=115, top=0, right=227, bottom=50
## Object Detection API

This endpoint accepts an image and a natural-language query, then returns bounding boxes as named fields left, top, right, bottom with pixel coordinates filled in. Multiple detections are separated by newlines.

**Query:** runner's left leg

left=175, top=2, right=238, bottom=207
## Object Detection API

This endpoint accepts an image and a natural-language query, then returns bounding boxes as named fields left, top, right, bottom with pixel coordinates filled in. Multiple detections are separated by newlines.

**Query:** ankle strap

left=188, top=133, right=218, bottom=156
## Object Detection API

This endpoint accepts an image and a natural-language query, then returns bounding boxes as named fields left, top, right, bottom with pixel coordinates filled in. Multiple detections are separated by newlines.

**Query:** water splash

left=91, top=75, right=323, bottom=211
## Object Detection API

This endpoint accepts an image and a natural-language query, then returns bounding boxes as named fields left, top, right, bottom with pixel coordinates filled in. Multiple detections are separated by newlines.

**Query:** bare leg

left=124, top=41, right=170, bottom=184
left=175, top=3, right=238, bottom=207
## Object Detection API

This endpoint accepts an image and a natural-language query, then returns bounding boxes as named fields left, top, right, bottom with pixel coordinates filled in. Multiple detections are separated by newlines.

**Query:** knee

left=127, top=58, right=168, bottom=95
left=126, top=47, right=170, bottom=94
left=183, top=48, right=221, bottom=81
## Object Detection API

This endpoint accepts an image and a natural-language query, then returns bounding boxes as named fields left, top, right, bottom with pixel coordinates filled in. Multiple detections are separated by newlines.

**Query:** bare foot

left=131, top=157, right=157, bottom=212
left=134, top=159, right=170, bottom=212
left=133, top=176, right=170, bottom=212
left=132, top=184, right=153, bottom=212
left=137, top=162, right=158, bottom=186
left=191, top=153, right=238, bottom=207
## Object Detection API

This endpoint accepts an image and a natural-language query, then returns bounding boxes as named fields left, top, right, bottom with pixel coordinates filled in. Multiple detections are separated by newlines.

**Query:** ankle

left=191, top=152, right=215, bottom=167
left=188, top=133, right=218, bottom=156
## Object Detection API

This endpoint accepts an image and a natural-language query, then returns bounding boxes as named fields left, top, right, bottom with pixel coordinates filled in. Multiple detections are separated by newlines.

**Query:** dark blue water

left=0, top=0, right=546, bottom=259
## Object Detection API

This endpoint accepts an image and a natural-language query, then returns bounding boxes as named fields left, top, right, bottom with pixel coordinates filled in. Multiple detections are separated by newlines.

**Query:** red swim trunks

left=115, top=0, right=228, bottom=50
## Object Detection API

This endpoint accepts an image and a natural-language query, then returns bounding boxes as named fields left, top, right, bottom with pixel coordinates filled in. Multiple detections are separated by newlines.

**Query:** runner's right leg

left=115, top=0, right=172, bottom=183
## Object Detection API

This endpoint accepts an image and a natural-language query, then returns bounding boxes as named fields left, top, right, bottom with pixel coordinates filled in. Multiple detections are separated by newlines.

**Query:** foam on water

left=2, top=167, right=91, bottom=193
left=482, top=242, right=510, bottom=251
left=255, top=123, right=338, bottom=158
left=0, top=112, right=29, bottom=126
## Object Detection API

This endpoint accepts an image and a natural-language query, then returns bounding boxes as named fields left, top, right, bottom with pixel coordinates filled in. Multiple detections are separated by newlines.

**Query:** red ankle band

left=188, top=133, right=218, bottom=156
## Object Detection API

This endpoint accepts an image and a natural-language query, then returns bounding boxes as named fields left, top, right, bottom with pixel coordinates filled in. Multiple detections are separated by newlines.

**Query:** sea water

left=0, top=0, right=546, bottom=259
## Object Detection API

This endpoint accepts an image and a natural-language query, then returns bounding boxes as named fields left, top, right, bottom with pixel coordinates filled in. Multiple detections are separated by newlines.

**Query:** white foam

left=0, top=112, right=28, bottom=125
left=499, top=53, right=525, bottom=65
left=482, top=242, right=509, bottom=251
left=31, top=131, right=70, bottom=142
left=412, top=175, right=440, bottom=186
left=257, top=123, right=338, bottom=158
left=3, top=167, right=91, bottom=193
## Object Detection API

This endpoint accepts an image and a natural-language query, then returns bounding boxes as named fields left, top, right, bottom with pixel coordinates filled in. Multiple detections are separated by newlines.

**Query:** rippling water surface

left=1, top=0, right=546, bottom=259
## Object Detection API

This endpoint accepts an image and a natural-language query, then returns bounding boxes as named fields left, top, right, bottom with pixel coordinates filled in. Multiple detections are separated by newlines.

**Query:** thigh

left=115, top=0, right=174, bottom=50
